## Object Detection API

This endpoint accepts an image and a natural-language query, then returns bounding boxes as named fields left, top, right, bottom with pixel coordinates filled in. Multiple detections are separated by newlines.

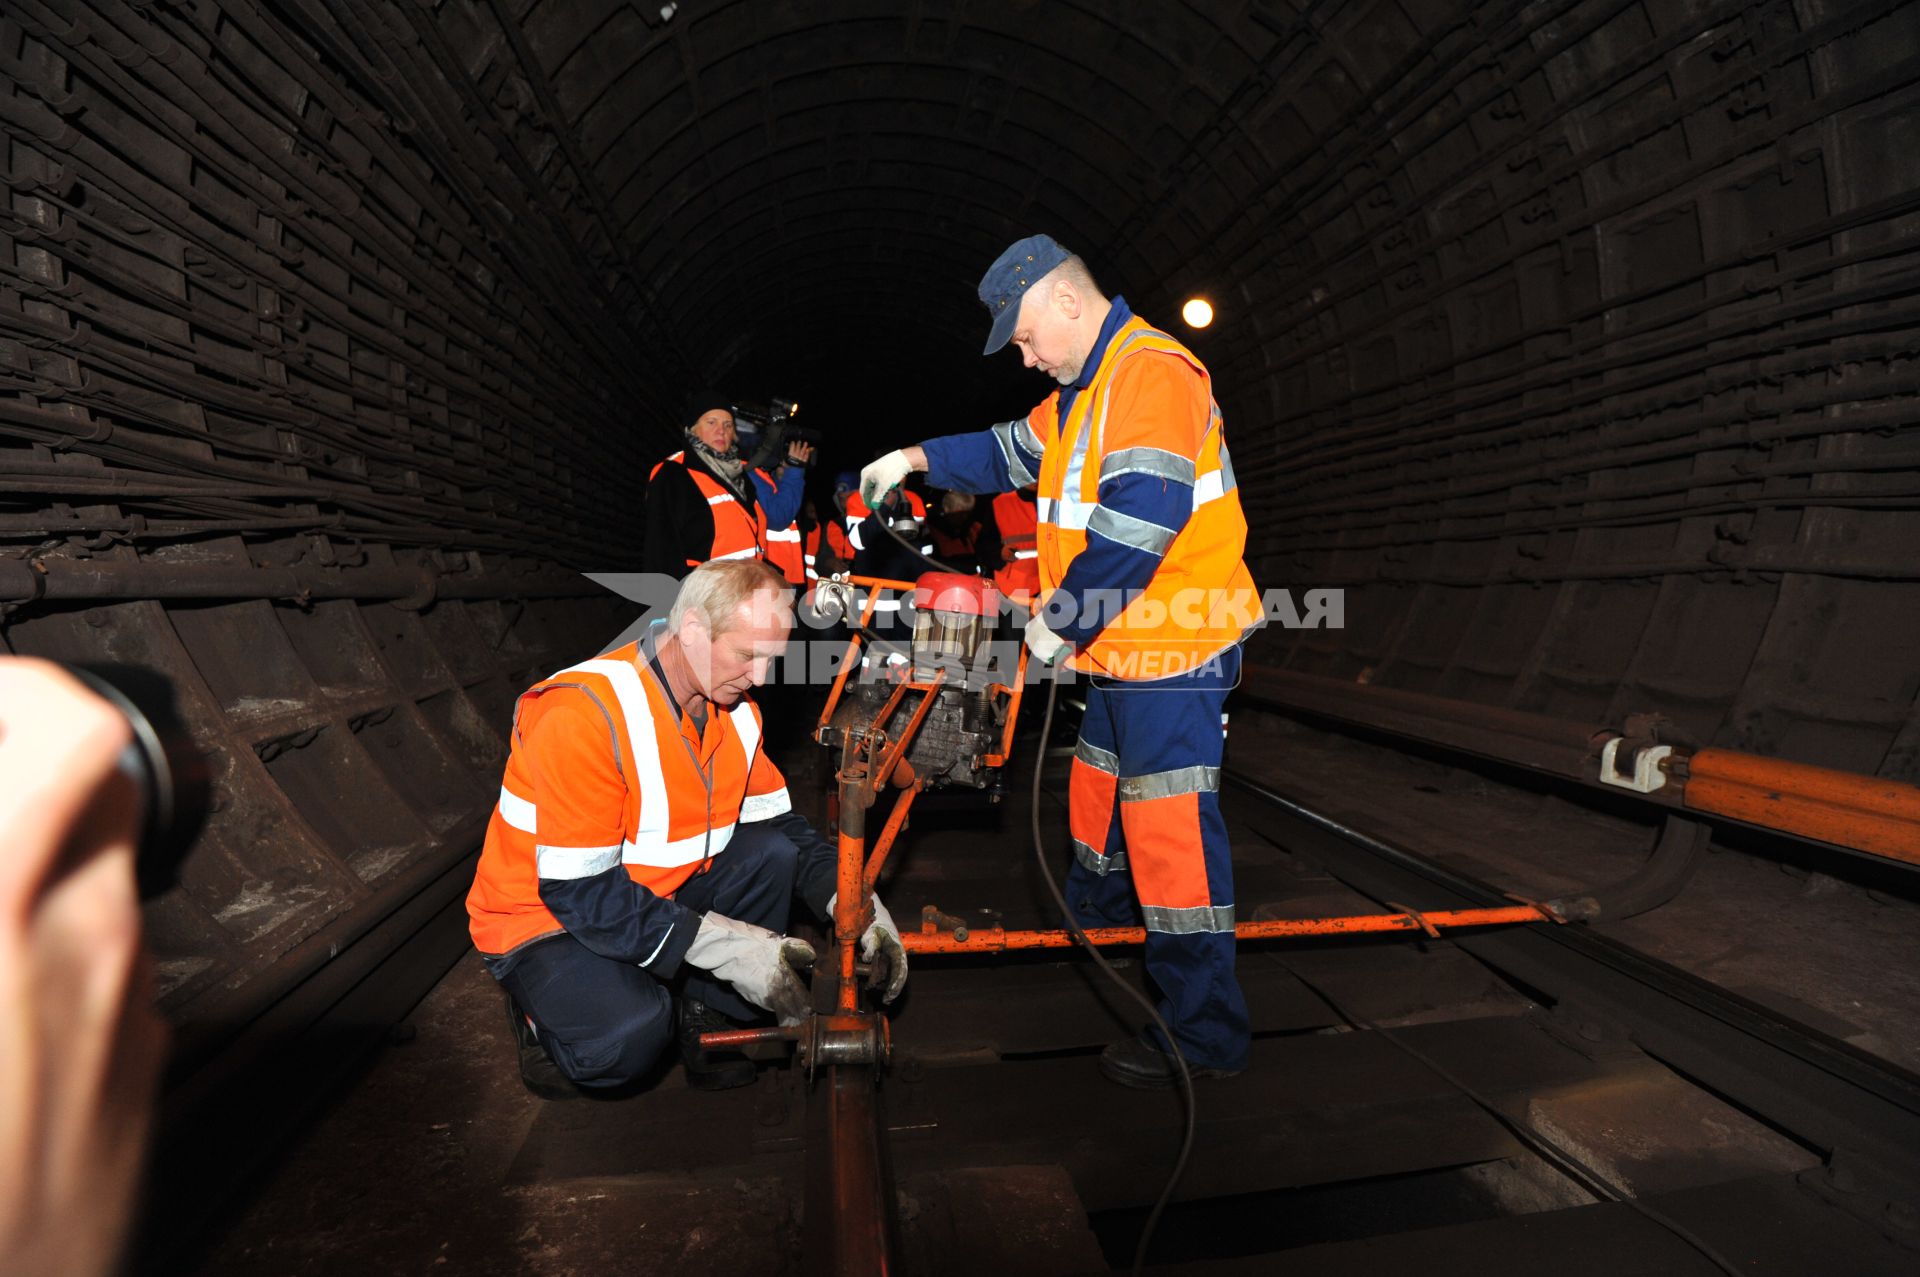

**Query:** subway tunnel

left=3, top=1, right=1919, bottom=1272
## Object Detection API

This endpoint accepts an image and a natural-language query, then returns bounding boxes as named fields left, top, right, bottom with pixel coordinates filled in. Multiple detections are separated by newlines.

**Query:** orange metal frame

left=710, top=583, right=1566, bottom=1051
left=811, top=576, right=1561, bottom=969
left=901, top=903, right=1559, bottom=955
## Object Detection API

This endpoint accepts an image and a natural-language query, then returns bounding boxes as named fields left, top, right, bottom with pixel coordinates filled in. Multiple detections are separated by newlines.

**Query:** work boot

left=679, top=997, right=758, bottom=1092
left=1099, top=1031, right=1243, bottom=1090
left=504, top=991, right=584, bottom=1101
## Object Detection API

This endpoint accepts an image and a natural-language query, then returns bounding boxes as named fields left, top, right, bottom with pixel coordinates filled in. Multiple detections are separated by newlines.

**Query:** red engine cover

left=913, top=572, right=999, bottom=617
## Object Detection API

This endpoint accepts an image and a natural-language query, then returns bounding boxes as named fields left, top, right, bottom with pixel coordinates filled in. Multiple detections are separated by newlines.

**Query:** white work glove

left=681, top=913, right=816, bottom=1026
left=859, top=449, right=914, bottom=508
left=828, top=891, right=909, bottom=1003
left=1024, top=612, right=1070, bottom=668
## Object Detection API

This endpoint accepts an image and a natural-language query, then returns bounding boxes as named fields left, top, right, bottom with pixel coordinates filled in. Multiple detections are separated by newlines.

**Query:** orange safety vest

left=844, top=489, right=928, bottom=555
left=466, top=640, right=792, bottom=959
left=991, top=490, right=1040, bottom=603
left=1026, top=316, right=1258, bottom=679
left=804, top=520, right=855, bottom=579
left=756, top=466, right=806, bottom=586
left=930, top=519, right=981, bottom=563
left=650, top=451, right=767, bottom=568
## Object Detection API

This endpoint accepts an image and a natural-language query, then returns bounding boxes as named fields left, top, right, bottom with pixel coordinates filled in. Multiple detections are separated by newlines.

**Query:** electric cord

left=1030, top=675, right=1197, bottom=1277
left=880, top=507, right=1199, bottom=1272
left=882, top=504, right=1730, bottom=1271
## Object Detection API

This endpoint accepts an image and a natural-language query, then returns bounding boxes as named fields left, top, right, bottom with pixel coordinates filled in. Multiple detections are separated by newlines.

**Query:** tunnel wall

left=1206, top=0, right=1920, bottom=785
left=0, top=0, right=646, bottom=1042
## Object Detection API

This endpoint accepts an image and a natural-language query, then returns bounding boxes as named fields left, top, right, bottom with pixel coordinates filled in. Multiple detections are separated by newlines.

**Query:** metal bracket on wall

left=1599, top=737, right=1673, bottom=793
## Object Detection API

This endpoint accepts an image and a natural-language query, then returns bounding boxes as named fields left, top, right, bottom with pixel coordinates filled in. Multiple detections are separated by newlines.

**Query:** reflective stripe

left=562, top=659, right=682, bottom=861
left=1117, top=765, right=1221, bottom=802
left=1141, top=904, right=1236, bottom=934
left=1054, top=390, right=1097, bottom=530
left=869, top=598, right=902, bottom=613
left=1100, top=446, right=1195, bottom=486
left=1074, top=839, right=1128, bottom=875
left=1012, top=549, right=1038, bottom=559
left=535, top=842, right=622, bottom=880
left=706, top=494, right=731, bottom=506
left=730, top=700, right=762, bottom=763
left=1087, top=505, right=1178, bottom=556
left=1074, top=737, right=1119, bottom=775
left=1193, top=441, right=1237, bottom=508
left=497, top=786, right=536, bottom=834
left=623, top=822, right=737, bottom=868
left=803, top=554, right=817, bottom=565
left=846, top=516, right=865, bottom=551
left=638, top=924, right=674, bottom=967
left=740, top=787, right=792, bottom=821
left=711, top=546, right=761, bottom=561
left=991, top=419, right=1040, bottom=488
left=765, top=527, right=801, bottom=543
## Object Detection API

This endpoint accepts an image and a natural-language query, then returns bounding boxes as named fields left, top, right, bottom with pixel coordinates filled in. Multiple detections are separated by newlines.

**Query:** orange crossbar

left=1684, top=749, right=1920, bottom=866
left=900, top=904, right=1554, bottom=954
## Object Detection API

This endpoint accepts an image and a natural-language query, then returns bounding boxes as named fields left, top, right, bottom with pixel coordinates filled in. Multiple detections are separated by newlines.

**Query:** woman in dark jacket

left=644, top=390, right=766, bottom=578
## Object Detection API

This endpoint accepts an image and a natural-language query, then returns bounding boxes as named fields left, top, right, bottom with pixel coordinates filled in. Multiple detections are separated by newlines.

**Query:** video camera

left=733, top=397, right=822, bottom=472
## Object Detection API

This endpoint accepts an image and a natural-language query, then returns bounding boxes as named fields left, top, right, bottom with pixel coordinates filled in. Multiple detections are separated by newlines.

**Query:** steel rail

left=1222, top=768, right=1920, bottom=1186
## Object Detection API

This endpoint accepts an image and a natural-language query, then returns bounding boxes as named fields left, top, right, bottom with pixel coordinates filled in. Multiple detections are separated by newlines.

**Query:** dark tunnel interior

left=3, top=0, right=1920, bottom=1272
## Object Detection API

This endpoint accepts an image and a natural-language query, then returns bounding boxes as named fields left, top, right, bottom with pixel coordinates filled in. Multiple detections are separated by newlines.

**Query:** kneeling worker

left=466, top=559, right=907, bottom=1096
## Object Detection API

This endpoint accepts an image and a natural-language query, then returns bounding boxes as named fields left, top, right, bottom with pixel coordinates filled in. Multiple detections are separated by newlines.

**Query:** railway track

left=188, top=706, right=1920, bottom=1275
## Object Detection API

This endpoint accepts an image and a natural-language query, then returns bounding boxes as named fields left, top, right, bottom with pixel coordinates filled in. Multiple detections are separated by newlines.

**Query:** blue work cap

left=833, top=470, right=858, bottom=493
left=978, top=234, right=1071, bottom=355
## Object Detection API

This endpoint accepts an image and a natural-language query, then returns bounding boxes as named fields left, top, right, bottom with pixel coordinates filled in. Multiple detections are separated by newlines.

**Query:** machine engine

left=815, top=573, right=1012, bottom=791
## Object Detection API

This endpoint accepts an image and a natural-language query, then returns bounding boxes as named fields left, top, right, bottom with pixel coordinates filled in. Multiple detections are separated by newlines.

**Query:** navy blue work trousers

left=496, top=822, right=798, bottom=1089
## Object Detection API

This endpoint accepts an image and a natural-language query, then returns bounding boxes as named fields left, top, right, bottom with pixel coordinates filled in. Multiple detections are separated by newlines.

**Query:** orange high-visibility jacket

left=991, top=490, right=1040, bottom=602
left=1025, top=317, right=1258, bottom=678
left=466, top=640, right=792, bottom=960
left=756, top=466, right=806, bottom=585
left=650, top=451, right=767, bottom=567
left=805, top=519, right=855, bottom=578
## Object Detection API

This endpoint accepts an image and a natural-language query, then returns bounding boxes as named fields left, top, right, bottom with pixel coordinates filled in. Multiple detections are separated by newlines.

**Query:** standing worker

left=860, top=235, right=1258, bottom=1087
left=804, top=482, right=856, bottom=580
left=644, top=390, right=767, bottom=579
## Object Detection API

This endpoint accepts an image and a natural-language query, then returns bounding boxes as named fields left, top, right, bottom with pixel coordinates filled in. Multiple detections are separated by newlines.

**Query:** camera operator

left=745, top=406, right=816, bottom=589
left=0, top=657, right=167, bottom=1277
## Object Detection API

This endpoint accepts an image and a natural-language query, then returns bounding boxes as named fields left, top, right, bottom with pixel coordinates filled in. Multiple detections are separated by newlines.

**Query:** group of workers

left=466, top=233, right=1259, bottom=1097
left=640, top=385, right=1043, bottom=606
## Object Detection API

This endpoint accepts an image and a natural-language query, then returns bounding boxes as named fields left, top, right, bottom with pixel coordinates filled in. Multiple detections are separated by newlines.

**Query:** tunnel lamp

left=789, top=402, right=800, bottom=415
left=1182, top=297, right=1215, bottom=329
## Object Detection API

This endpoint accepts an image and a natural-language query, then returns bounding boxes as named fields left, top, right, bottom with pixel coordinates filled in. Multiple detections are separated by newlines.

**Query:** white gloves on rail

left=681, top=913, right=816, bottom=1026
left=859, top=450, right=914, bottom=508
left=828, top=891, right=909, bottom=1003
